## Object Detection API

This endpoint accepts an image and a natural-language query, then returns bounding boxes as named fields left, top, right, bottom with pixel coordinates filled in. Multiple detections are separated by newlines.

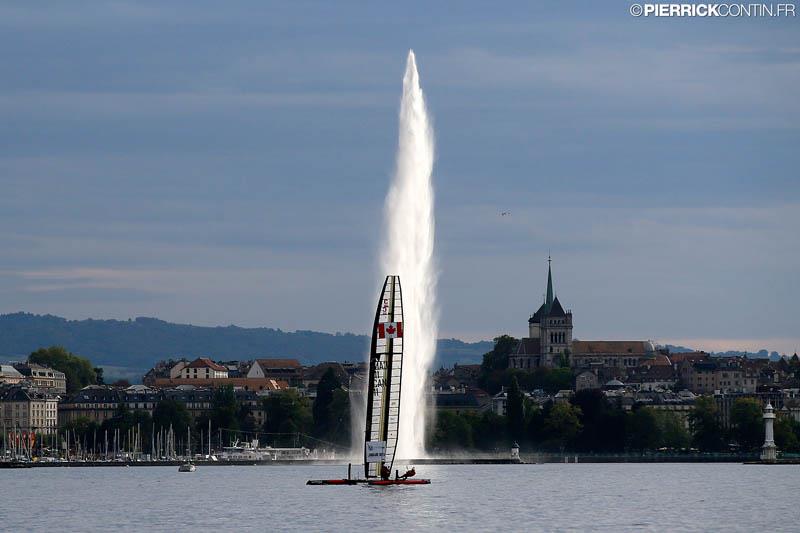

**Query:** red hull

left=306, top=479, right=366, bottom=485
left=368, top=479, right=431, bottom=486
left=307, top=478, right=431, bottom=486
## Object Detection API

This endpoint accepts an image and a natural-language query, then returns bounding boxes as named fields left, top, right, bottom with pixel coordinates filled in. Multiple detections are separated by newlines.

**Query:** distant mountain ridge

left=0, top=313, right=493, bottom=377
left=661, top=344, right=787, bottom=361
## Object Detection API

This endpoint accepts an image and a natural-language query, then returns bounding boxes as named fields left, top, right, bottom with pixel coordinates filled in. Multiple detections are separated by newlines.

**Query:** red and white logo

left=377, top=322, right=403, bottom=339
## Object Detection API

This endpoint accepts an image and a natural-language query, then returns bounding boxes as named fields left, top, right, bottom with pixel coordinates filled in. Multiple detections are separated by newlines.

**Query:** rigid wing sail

left=364, top=275, right=404, bottom=479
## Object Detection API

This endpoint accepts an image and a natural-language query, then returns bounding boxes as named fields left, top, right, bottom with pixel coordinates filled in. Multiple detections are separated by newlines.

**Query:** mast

left=363, top=275, right=404, bottom=478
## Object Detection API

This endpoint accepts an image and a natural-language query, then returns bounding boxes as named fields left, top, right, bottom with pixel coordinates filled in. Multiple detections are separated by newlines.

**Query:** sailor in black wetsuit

left=399, top=467, right=416, bottom=480
left=380, top=465, right=391, bottom=480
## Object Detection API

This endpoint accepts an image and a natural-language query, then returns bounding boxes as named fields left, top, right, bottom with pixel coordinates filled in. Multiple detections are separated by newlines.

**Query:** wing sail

left=364, top=275, right=404, bottom=478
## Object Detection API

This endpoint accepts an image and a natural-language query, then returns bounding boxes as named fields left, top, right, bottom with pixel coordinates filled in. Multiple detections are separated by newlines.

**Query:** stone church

left=509, top=259, right=573, bottom=369
left=508, top=259, right=657, bottom=374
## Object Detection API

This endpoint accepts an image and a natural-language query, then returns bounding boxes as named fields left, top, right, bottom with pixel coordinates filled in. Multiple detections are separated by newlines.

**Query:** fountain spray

left=380, top=50, right=437, bottom=459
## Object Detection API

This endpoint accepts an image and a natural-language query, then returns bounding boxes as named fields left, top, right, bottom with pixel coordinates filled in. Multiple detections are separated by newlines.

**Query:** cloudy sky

left=1, top=1, right=797, bottom=353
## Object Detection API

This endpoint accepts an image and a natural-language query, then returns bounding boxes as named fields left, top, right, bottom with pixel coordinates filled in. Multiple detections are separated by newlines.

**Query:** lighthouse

left=760, top=401, right=777, bottom=462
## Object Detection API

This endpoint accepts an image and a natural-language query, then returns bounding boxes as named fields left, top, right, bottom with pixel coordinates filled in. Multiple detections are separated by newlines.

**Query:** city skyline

left=1, top=2, right=797, bottom=354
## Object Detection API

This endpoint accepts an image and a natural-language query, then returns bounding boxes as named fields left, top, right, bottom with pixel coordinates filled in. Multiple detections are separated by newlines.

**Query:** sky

left=0, top=1, right=798, bottom=354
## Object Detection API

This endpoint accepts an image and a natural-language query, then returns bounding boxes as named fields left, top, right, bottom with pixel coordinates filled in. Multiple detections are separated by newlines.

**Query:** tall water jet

left=380, top=50, right=437, bottom=459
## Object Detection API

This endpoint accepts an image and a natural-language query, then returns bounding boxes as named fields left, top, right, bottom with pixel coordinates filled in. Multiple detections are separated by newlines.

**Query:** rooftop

left=186, top=357, right=228, bottom=372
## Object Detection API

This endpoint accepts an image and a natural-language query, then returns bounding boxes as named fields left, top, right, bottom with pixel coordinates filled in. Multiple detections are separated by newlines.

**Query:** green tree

left=29, top=346, right=97, bottom=393
left=99, top=405, right=153, bottom=453
left=61, top=416, right=100, bottom=443
left=544, top=402, right=582, bottom=451
left=774, top=415, right=800, bottom=453
left=237, top=403, right=258, bottom=435
left=312, top=368, right=342, bottom=439
left=473, top=411, right=507, bottom=451
left=430, top=411, right=473, bottom=450
left=210, top=385, right=240, bottom=432
left=541, top=368, right=574, bottom=394
left=478, top=335, right=519, bottom=393
left=688, top=396, right=724, bottom=452
left=262, top=390, right=312, bottom=446
left=730, top=398, right=763, bottom=450
left=571, top=389, right=625, bottom=452
left=327, top=388, right=351, bottom=446
left=506, top=377, right=525, bottom=444
left=558, top=349, right=571, bottom=368
left=153, top=398, right=192, bottom=436
left=627, top=407, right=661, bottom=452
left=481, top=335, right=518, bottom=372
left=654, top=411, right=690, bottom=450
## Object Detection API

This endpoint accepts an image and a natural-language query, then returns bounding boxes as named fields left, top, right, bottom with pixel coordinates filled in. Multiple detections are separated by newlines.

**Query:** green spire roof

left=545, top=256, right=554, bottom=313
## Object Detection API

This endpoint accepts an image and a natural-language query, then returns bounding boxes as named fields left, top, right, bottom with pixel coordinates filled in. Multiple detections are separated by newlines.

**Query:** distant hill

left=661, top=344, right=785, bottom=361
left=0, top=313, right=492, bottom=379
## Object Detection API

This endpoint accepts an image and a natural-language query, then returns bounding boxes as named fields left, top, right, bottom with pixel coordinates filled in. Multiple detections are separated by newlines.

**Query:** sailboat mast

left=380, top=276, right=397, bottom=451
left=363, top=275, right=404, bottom=479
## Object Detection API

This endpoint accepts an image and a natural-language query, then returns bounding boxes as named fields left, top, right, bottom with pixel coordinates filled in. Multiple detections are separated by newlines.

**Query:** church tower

left=530, top=258, right=573, bottom=367
left=511, top=257, right=574, bottom=370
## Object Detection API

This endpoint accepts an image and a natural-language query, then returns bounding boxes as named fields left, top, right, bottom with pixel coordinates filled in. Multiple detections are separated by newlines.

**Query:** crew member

left=380, top=464, right=391, bottom=480
left=399, top=466, right=416, bottom=480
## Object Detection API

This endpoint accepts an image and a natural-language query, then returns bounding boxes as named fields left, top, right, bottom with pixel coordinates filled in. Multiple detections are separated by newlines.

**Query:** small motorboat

left=178, top=462, right=196, bottom=473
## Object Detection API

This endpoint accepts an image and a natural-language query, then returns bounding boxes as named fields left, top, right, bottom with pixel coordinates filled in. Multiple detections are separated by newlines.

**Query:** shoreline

left=6, top=454, right=797, bottom=467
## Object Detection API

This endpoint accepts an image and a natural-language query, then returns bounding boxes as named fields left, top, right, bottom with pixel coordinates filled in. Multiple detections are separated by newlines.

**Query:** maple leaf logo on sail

left=377, top=322, right=403, bottom=339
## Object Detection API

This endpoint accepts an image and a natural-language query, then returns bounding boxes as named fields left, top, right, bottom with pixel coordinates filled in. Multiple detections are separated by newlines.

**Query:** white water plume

left=381, top=50, right=437, bottom=460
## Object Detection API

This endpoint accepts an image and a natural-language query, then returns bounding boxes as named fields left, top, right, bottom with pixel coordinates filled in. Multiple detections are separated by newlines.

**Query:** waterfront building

left=142, top=359, right=181, bottom=386
left=434, top=386, right=489, bottom=414
left=144, top=358, right=287, bottom=391
left=490, top=388, right=548, bottom=416
left=575, top=370, right=600, bottom=391
left=59, top=385, right=146, bottom=426
left=179, top=358, right=229, bottom=380
left=13, top=363, right=67, bottom=394
left=168, top=360, right=188, bottom=379
left=713, top=389, right=784, bottom=429
left=570, top=340, right=657, bottom=375
left=679, top=357, right=758, bottom=395
left=300, top=362, right=350, bottom=391
left=634, top=390, right=696, bottom=428
left=626, top=364, right=677, bottom=392
left=247, top=358, right=303, bottom=385
left=0, top=364, right=24, bottom=386
left=58, top=384, right=268, bottom=427
left=150, top=376, right=287, bottom=392
left=491, top=390, right=508, bottom=416
left=0, top=384, right=59, bottom=434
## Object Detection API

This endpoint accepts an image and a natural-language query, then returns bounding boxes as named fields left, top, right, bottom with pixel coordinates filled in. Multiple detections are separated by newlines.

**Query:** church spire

left=545, top=255, right=554, bottom=313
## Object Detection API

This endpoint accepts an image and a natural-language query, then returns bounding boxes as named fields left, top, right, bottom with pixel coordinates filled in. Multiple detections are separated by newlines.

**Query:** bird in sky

left=500, top=211, right=510, bottom=217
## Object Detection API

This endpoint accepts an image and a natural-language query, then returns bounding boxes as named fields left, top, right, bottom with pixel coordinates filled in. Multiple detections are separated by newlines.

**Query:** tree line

left=430, top=379, right=800, bottom=454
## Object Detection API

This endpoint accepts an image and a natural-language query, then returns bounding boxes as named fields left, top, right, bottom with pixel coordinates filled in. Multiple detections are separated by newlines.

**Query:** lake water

left=2, top=463, right=798, bottom=531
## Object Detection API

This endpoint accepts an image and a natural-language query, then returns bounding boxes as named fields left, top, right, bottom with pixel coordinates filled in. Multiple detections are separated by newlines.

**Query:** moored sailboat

left=178, top=426, right=196, bottom=472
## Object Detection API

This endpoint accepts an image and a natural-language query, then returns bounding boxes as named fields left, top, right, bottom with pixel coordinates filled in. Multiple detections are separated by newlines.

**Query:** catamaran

left=308, top=275, right=429, bottom=486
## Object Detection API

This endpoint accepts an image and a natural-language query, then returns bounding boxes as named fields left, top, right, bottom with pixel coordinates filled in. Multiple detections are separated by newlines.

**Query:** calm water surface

left=2, top=463, right=798, bottom=532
